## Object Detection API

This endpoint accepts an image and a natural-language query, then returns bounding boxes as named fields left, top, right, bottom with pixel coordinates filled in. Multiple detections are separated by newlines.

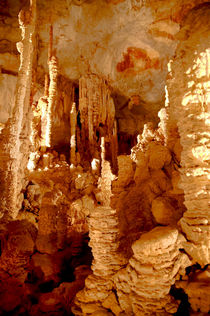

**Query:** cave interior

left=0, top=0, right=209, bottom=315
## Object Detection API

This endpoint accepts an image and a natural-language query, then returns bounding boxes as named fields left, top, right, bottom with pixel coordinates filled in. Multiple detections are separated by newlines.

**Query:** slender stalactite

left=78, top=74, right=116, bottom=163
left=0, top=0, right=37, bottom=218
left=111, top=119, right=118, bottom=172
left=44, top=73, right=49, bottom=97
left=79, top=76, right=88, bottom=146
left=48, top=24, right=53, bottom=61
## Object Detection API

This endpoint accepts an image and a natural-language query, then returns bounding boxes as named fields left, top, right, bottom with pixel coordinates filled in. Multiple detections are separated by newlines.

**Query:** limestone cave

left=0, top=0, right=209, bottom=315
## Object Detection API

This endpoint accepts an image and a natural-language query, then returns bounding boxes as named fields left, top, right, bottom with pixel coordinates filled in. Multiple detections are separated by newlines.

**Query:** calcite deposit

left=114, top=227, right=190, bottom=315
left=0, top=0, right=209, bottom=315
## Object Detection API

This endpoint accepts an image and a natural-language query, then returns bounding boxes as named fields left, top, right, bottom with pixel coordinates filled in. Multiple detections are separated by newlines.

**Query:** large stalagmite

left=167, top=4, right=210, bottom=267
left=115, top=227, right=190, bottom=315
left=0, top=0, right=36, bottom=218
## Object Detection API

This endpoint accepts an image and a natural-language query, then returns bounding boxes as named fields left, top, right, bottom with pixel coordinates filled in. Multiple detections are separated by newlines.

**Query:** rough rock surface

left=73, top=120, right=190, bottom=315
left=73, top=152, right=126, bottom=315
left=114, top=227, right=191, bottom=315
left=0, top=0, right=36, bottom=218
left=0, top=0, right=209, bottom=315
left=167, top=4, right=210, bottom=266
left=0, top=219, right=37, bottom=281
left=176, top=266, right=210, bottom=314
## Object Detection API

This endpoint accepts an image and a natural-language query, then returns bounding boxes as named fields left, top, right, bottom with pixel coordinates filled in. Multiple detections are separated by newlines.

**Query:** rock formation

left=167, top=4, right=210, bottom=267
left=0, top=0, right=209, bottom=315
left=0, top=0, right=36, bottom=218
left=114, top=227, right=190, bottom=315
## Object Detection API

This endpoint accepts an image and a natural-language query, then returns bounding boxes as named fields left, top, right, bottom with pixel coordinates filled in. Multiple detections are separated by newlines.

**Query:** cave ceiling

left=36, top=0, right=181, bottom=113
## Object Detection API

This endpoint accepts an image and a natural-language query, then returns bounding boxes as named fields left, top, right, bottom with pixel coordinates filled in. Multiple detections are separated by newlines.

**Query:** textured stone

left=116, top=155, right=134, bottom=187
left=0, top=74, right=17, bottom=125
left=36, top=0, right=179, bottom=106
left=176, top=267, right=210, bottom=313
left=146, top=142, right=171, bottom=170
left=0, top=0, right=36, bottom=218
left=114, top=227, right=191, bottom=315
left=0, top=274, right=24, bottom=313
left=0, top=219, right=37, bottom=281
left=31, top=253, right=62, bottom=283
left=0, top=1, right=209, bottom=316
left=167, top=4, right=210, bottom=266
left=151, top=197, right=176, bottom=225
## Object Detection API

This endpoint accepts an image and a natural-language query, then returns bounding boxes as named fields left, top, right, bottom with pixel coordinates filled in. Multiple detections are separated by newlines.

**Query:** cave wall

left=0, top=0, right=21, bottom=128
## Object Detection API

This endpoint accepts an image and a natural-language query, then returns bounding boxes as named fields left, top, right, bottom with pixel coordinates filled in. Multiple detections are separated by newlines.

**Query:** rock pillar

left=167, top=5, right=210, bottom=266
left=0, top=0, right=37, bottom=218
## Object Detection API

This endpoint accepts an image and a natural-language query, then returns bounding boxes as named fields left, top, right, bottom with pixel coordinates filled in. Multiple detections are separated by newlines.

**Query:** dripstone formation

left=0, top=0, right=209, bottom=315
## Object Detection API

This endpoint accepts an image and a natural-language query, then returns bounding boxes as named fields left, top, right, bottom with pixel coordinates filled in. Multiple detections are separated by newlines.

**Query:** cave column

left=45, top=25, right=58, bottom=148
left=167, top=7, right=210, bottom=266
left=73, top=138, right=126, bottom=315
left=0, top=0, right=37, bottom=218
left=70, top=102, right=77, bottom=166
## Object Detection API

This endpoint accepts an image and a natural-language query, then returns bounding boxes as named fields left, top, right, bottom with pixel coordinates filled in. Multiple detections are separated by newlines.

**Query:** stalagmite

left=114, top=227, right=191, bottom=315
left=70, top=102, right=77, bottom=166
left=73, top=136, right=126, bottom=315
left=46, top=54, right=58, bottom=148
left=73, top=205, right=126, bottom=315
left=40, top=97, right=49, bottom=150
left=0, top=0, right=36, bottom=218
left=27, top=100, right=42, bottom=171
left=99, top=136, right=115, bottom=206
left=167, top=5, right=210, bottom=267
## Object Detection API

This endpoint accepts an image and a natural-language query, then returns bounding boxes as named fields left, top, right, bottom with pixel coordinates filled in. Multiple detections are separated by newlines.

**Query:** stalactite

left=111, top=119, right=118, bottom=172
left=48, top=24, right=53, bottom=61
left=78, top=74, right=116, bottom=163
left=79, top=77, right=88, bottom=142
left=101, top=80, right=107, bottom=125
left=70, top=102, right=77, bottom=166
left=87, top=78, right=94, bottom=155
left=106, top=94, right=115, bottom=134
left=76, top=123, right=82, bottom=163
left=44, top=73, right=49, bottom=97
left=0, top=0, right=36, bottom=218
